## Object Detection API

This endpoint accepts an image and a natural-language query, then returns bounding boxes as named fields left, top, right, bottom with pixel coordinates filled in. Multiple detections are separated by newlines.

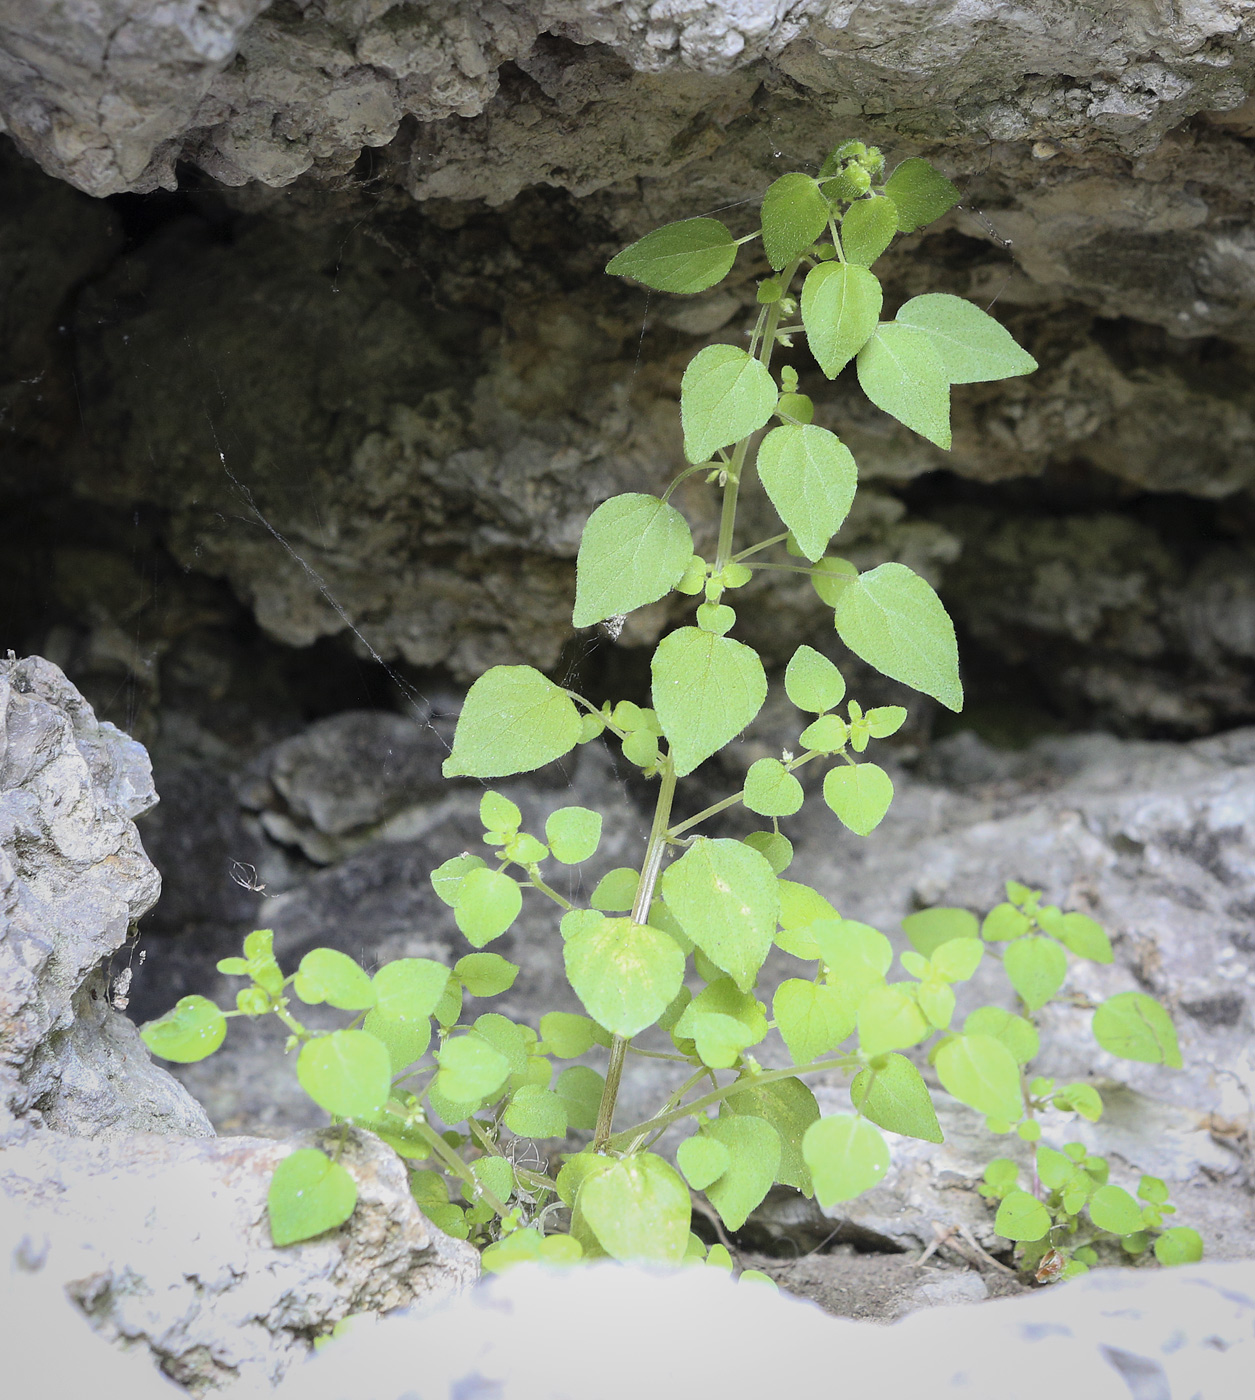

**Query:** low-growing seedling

left=143, top=141, right=1197, bottom=1285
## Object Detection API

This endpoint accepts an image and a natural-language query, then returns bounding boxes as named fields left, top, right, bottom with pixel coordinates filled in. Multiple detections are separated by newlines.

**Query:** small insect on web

left=601, top=615, right=627, bottom=642
left=230, top=860, right=268, bottom=895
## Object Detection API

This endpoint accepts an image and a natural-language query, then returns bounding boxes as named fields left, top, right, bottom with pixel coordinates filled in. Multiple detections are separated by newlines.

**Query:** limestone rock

left=0, top=1126, right=479, bottom=1394
left=0, top=654, right=211, bottom=1140
left=274, top=1259, right=1255, bottom=1400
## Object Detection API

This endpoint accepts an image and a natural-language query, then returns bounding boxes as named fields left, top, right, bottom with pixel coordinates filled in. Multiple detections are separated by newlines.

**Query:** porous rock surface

left=4, top=8, right=1255, bottom=731
left=272, top=1259, right=1255, bottom=1400
left=0, top=1126, right=479, bottom=1394
left=0, top=653, right=211, bottom=1140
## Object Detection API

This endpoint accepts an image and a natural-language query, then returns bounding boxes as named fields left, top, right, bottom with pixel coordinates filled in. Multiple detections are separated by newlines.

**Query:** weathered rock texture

left=3, top=4, right=1255, bottom=737
left=0, top=1126, right=479, bottom=1394
left=277, top=1259, right=1255, bottom=1400
left=0, top=654, right=212, bottom=1140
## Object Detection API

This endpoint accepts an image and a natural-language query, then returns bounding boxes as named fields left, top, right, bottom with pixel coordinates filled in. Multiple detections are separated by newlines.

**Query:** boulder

left=275, top=1258, right=1255, bottom=1400
left=0, top=1126, right=478, bottom=1394
left=0, top=653, right=211, bottom=1140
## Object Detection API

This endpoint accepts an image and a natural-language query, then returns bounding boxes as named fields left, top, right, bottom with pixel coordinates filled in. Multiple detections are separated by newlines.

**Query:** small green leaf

left=852, top=1053, right=943, bottom=1143
left=435, top=1034, right=511, bottom=1103
left=677, top=1134, right=732, bottom=1192
left=883, top=157, right=960, bottom=234
left=268, top=1149, right=357, bottom=1246
left=472, top=1013, right=532, bottom=1075
left=810, top=556, right=859, bottom=607
left=964, top=1006, right=1039, bottom=1065
left=1054, top=1081, right=1104, bottom=1121
left=703, top=1116, right=781, bottom=1230
left=431, top=853, right=487, bottom=907
left=555, top=1065, right=604, bottom=1131
left=539, top=1012, right=597, bottom=1059
left=895, top=293, right=1037, bottom=383
left=544, top=806, right=603, bottom=865
left=503, top=1085, right=568, bottom=1138
left=934, top=1033, right=1023, bottom=1122
left=675, top=979, right=768, bottom=1069
left=902, top=907, right=979, bottom=957
left=371, top=958, right=450, bottom=1023
left=761, top=172, right=830, bottom=270
left=1035, top=1144, right=1077, bottom=1192
left=1092, top=993, right=1182, bottom=1068
left=1004, top=934, right=1068, bottom=1012
left=803, top=1113, right=891, bottom=1206
left=800, top=714, right=849, bottom=754
left=800, top=263, right=882, bottom=379
left=725, top=1076, right=820, bottom=1196
left=840, top=196, right=898, bottom=266
left=681, top=345, right=779, bottom=465
left=865, top=705, right=907, bottom=739
left=480, top=790, right=521, bottom=833
left=573, top=494, right=695, bottom=628
left=293, top=948, right=376, bottom=1011
left=744, top=831, right=794, bottom=875
left=774, top=979, right=855, bottom=1064
left=1154, top=1226, right=1204, bottom=1266
left=982, top=902, right=1033, bottom=941
left=443, top=667, right=582, bottom=778
left=856, top=323, right=951, bottom=448
left=589, top=868, right=639, bottom=912
left=983, top=1159, right=1020, bottom=1197
left=652, top=627, right=767, bottom=778
left=578, top=1153, right=690, bottom=1263
left=756, top=425, right=857, bottom=562
left=661, top=838, right=779, bottom=992
left=453, top=867, right=522, bottom=948
left=297, top=1030, right=392, bottom=1118
left=784, top=645, right=846, bottom=712
left=140, top=995, right=227, bottom=1064
left=469, top=1156, right=515, bottom=1206
left=834, top=562, right=963, bottom=712
left=823, top=762, right=894, bottom=836
left=743, top=757, right=805, bottom=817
left=454, top=953, right=519, bottom=998
left=1037, top=909, right=1113, bottom=964
left=994, top=1189, right=1051, bottom=1242
left=857, top=984, right=929, bottom=1057
left=606, top=218, right=738, bottom=294
left=1088, top=1184, right=1145, bottom=1236
left=563, top=916, right=686, bottom=1038
left=811, top=917, right=893, bottom=990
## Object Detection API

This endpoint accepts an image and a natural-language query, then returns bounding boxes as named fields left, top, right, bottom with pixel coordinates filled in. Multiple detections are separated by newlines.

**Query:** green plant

left=142, top=141, right=1197, bottom=1284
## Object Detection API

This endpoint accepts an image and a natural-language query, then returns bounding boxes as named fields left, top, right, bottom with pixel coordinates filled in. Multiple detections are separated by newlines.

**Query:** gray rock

left=779, top=725, right=1255, bottom=1259
left=0, top=654, right=211, bottom=1140
left=3, top=3, right=1251, bottom=199
left=272, top=1259, right=1255, bottom=1400
left=0, top=1125, right=479, bottom=1393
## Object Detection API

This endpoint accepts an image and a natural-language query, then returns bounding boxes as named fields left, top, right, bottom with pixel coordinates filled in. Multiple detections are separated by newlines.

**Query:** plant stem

left=592, top=757, right=679, bottom=1150
left=667, top=750, right=821, bottom=839
left=733, top=532, right=790, bottom=562
left=712, top=261, right=799, bottom=574
left=604, top=1054, right=857, bottom=1151
left=406, top=1116, right=513, bottom=1217
left=528, top=875, right=573, bottom=911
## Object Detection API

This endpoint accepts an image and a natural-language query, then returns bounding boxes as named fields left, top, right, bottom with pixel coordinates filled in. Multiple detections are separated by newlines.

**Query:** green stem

left=272, top=999, right=311, bottom=1042
left=592, top=757, right=680, bottom=1150
left=407, top=1116, right=512, bottom=1218
left=661, top=463, right=714, bottom=504
left=667, top=750, right=821, bottom=840
left=528, top=875, right=573, bottom=911
left=604, top=1054, right=858, bottom=1152
left=732, top=532, right=789, bottom=563
left=712, top=261, right=800, bottom=575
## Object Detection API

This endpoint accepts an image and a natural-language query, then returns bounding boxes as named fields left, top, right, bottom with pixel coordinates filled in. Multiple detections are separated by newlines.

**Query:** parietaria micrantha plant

left=144, top=141, right=1202, bottom=1287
